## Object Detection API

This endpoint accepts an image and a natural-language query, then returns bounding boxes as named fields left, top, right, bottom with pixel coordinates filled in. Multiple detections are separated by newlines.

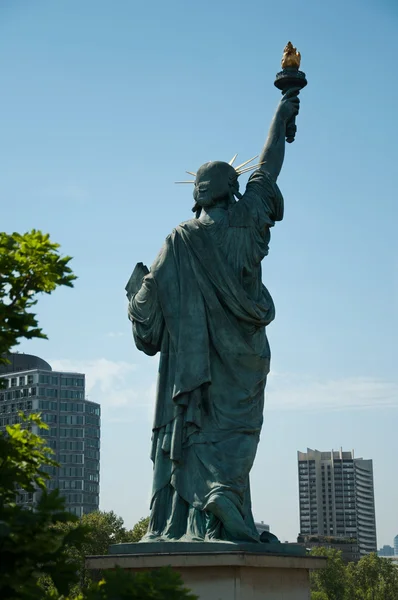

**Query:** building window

left=59, top=467, right=83, bottom=477
left=60, top=454, right=83, bottom=464
left=59, top=428, right=84, bottom=438
left=86, top=427, right=100, bottom=439
left=10, top=378, right=17, bottom=387
left=41, top=414, right=57, bottom=424
left=19, top=376, right=25, bottom=386
left=27, top=375, right=34, bottom=385
left=59, top=415, right=84, bottom=425
left=61, top=377, right=84, bottom=387
left=61, top=390, right=84, bottom=400
left=85, top=405, right=100, bottom=416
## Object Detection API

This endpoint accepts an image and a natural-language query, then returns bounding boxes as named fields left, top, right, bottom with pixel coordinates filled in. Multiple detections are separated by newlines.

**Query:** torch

left=274, top=42, right=307, bottom=143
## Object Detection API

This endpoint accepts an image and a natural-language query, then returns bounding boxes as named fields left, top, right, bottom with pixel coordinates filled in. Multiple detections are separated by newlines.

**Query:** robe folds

left=129, top=170, right=283, bottom=542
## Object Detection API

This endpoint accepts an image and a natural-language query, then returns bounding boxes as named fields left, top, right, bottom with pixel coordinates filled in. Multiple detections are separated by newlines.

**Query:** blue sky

left=1, top=0, right=397, bottom=546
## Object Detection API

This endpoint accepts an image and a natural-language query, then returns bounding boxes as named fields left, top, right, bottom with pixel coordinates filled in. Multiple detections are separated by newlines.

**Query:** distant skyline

left=1, top=0, right=397, bottom=546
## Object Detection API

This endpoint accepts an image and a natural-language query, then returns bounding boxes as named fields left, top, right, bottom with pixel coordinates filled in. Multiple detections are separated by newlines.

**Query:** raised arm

left=259, top=89, right=300, bottom=182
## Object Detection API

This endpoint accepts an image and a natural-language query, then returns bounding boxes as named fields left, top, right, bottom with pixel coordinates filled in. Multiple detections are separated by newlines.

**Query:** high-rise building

left=0, top=353, right=100, bottom=517
left=378, top=545, right=394, bottom=557
left=394, top=535, right=398, bottom=556
left=297, top=448, right=377, bottom=556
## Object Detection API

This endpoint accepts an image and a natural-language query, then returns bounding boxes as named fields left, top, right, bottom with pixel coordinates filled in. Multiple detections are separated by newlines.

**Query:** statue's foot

left=206, top=495, right=260, bottom=543
left=260, top=530, right=280, bottom=544
left=139, top=532, right=164, bottom=543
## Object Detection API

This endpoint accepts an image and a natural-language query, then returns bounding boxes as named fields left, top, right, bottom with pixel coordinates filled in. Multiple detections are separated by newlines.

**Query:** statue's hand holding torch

left=274, top=42, right=307, bottom=143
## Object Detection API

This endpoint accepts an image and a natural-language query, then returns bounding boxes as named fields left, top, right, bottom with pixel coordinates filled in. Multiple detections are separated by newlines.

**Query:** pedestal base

left=86, top=546, right=326, bottom=600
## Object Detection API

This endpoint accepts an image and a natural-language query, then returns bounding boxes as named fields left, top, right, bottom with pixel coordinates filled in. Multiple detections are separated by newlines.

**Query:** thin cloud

left=49, top=358, right=398, bottom=417
left=50, top=358, right=138, bottom=409
left=266, top=373, right=398, bottom=412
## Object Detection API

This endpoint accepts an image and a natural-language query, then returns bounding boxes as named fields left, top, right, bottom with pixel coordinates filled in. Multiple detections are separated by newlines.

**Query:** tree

left=310, top=548, right=398, bottom=600
left=0, top=414, right=88, bottom=600
left=0, top=229, right=196, bottom=599
left=82, top=567, right=197, bottom=600
left=52, top=510, right=134, bottom=590
left=126, top=516, right=150, bottom=542
left=347, top=553, right=398, bottom=600
left=0, top=229, right=76, bottom=364
left=309, top=547, right=347, bottom=600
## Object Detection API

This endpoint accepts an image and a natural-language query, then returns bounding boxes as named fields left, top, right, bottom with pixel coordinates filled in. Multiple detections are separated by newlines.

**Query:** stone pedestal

left=86, top=543, right=326, bottom=600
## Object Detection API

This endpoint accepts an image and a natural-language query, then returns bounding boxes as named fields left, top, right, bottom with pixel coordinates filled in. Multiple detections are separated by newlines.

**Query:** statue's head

left=193, top=161, right=240, bottom=210
left=175, top=154, right=263, bottom=215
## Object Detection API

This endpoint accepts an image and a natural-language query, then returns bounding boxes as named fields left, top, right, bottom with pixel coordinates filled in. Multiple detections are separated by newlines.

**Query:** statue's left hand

left=125, top=262, right=149, bottom=300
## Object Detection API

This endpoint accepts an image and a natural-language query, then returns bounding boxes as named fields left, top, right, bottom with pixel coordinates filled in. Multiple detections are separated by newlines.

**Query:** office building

left=378, top=545, right=394, bottom=557
left=395, top=535, right=398, bottom=556
left=0, top=353, right=100, bottom=516
left=297, top=448, right=377, bottom=556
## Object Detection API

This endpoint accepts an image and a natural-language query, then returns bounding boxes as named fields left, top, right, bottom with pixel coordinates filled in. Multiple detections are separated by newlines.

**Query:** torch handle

left=286, top=116, right=297, bottom=144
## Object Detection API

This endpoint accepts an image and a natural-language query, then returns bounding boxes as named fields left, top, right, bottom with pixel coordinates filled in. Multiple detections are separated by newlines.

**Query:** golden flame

left=281, top=41, right=301, bottom=69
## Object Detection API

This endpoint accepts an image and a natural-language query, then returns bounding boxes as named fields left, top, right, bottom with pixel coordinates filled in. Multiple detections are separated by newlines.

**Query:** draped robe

left=128, top=170, right=283, bottom=542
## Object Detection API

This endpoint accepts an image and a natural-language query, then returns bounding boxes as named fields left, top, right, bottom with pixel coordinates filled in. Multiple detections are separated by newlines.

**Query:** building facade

left=394, top=535, right=398, bottom=556
left=0, top=353, right=100, bottom=516
left=378, top=545, right=394, bottom=557
left=297, top=448, right=377, bottom=556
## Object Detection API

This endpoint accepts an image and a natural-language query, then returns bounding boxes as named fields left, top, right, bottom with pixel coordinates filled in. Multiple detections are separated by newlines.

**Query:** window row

left=85, top=449, right=100, bottom=460
left=59, top=479, right=83, bottom=490
left=4, top=375, right=36, bottom=387
left=61, top=377, right=84, bottom=387
left=61, top=390, right=84, bottom=399
left=1, top=400, right=33, bottom=413
left=60, top=467, right=83, bottom=477
left=1, top=388, right=37, bottom=400
left=39, top=375, right=60, bottom=385
left=59, top=428, right=84, bottom=438
left=59, top=453, right=84, bottom=464
left=85, top=404, right=100, bottom=416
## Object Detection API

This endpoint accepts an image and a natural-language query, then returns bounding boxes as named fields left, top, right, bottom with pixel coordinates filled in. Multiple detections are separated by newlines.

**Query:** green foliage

left=0, top=415, right=88, bottom=600
left=81, top=567, right=198, bottom=600
left=125, top=516, right=150, bottom=542
left=347, top=553, right=398, bottom=600
left=311, top=592, right=329, bottom=600
left=0, top=229, right=76, bottom=364
left=0, top=413, right=57, bottom=505
left=52, top=510, right=138, bottom=590
left=310, top=547, right=347, bottom=600
left=56, top=509, right=130, bottom=555
left=310, top=547, right=398, bottom=600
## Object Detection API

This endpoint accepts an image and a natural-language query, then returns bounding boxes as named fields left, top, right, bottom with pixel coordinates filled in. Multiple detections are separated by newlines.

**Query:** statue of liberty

left=126, top=69, right=301, bottom=543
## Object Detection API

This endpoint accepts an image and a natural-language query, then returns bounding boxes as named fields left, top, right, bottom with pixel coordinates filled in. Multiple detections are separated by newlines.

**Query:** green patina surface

left=109, top=541, right=307, bottom=557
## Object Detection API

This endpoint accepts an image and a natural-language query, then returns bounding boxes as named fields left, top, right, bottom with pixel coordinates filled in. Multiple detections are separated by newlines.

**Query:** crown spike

left=186, top=171, right=197, bottom=177
left=175, top=180, right=195, bottom=184
left=236, top=162, right=265, bottom=175
left=229, top=153, right=238, bottom=166
left=234, top=155, right=259, bottom=171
